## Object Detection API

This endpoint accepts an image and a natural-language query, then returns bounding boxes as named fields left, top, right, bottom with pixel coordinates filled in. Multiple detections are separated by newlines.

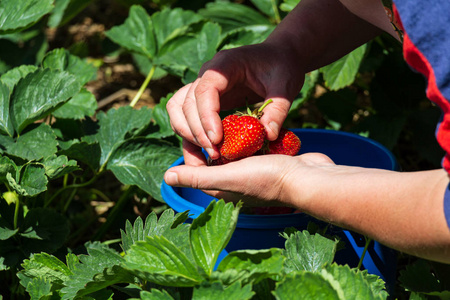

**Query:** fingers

left=182, top=139, right=208, bottom=167
left=167, top=80, right=220, bottom=159
left=259, top=97, right=292, bottom=141
left=194, top=69, right=230, bottom=146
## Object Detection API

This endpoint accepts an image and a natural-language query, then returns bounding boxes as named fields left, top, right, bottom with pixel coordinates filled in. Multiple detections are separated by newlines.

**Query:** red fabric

left=393, top=6, right=450, bottom=172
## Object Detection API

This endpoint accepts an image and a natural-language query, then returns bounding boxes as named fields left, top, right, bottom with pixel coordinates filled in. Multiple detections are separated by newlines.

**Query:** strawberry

left=266, top=128, right=301, bottom=156
left=219, top=100, right=272, bottom=161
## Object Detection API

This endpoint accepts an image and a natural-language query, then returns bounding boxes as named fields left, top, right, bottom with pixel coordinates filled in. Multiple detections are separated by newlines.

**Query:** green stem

left=357, top=236, right=372, bottom=269
left=91, top=185, right=134, bottom=241
left=13, top=195, right=20, bottom=229
left=44, top=172, right=101, bottom=208
left=129, top=65, right=156, bottom=107
left=271, top=0, right=281, bottom=24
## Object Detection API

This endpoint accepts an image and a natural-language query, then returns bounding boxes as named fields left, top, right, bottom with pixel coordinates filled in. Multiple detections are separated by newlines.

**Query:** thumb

left=164, top=165, right=221, bottom=190
left=259, top=97, right=292, bottom=141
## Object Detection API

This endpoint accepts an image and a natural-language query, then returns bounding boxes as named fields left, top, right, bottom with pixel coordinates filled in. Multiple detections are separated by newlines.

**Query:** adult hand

left=164, top=153, right=450, bottom=264
left=166, top=42, right=306, bottom=166
left=164, top=152, right=335, bottom=208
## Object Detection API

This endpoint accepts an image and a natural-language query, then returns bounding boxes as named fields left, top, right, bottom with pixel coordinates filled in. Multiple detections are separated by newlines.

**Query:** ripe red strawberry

left=220, top=115, right=265, bottom=160
left=266, top=128, right=301, bottom=156
left=219, top=100, right=272, bottom=161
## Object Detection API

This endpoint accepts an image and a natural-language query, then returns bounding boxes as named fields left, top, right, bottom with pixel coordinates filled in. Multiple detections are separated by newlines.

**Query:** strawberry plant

left=16, top=199, right=391, bottom=299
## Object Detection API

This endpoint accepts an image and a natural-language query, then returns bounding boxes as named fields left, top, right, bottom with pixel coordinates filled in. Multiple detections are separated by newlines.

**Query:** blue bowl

left=161, top=128, right=398, bottom=290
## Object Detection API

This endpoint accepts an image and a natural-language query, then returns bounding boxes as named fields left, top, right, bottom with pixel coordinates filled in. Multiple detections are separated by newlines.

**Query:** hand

left=164, top=152, right=335, bottom=208
left=166, top=42, right=306, bottom=166
left=164, top=153, right=450, bottom=264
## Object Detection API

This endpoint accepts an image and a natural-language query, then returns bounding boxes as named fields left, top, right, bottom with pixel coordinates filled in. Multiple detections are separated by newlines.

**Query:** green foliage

left=0, top=0, right=53, bottom=34
left=0, top=0, right=446, bottom=298
left=15, top=200, right=390, bottom=299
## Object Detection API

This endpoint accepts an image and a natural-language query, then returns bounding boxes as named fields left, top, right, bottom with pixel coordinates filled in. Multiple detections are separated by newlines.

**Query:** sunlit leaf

left=0, top=80, right=13, bottom=136
left=10, top=69, right=82, bottom=134
left=281, top=230, right=338, bottom=273
left=107, top=137, right=181, bottom=201
left=123, top=235, right=202, bottom=287
left=96, top=105, right=152, bottom=167
left=190, top=200, right=241, bottom=275
left=320, top=44, right=367, bottom=91
left=52, top=89, right=97, bottom=119
left=42, top=48, right=98, bottom=85
left=0, top=0, right=53, bottom=33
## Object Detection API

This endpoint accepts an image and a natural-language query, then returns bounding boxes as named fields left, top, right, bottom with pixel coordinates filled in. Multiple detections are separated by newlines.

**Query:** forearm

left=264, top=0, right=383, bottom=72
left=287, top=166, right=450, bottom=262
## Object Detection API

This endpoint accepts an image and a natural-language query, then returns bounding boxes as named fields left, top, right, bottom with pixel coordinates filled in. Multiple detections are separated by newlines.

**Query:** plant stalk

left=357, top=236, right=372, bottom=269
left=271, top=0, right=281, bottom=24
left=129, top=65, right=156, bottom=107
left=44, top=172, right=101, bottom=208
left=13, top=195, right=20, bottom=230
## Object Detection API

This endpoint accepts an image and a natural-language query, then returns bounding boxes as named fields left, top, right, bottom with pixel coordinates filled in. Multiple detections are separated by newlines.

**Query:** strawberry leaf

left=52, top=88, right=97, bottom=119
left=198, top=2, right=272, bottom=33
left=152, top=7, right=204, bottom=48
left=0, top=65, right=38, bottom=92
left=60, top=242, right=134, bottom=300
left=192, top=281, right=254, bottom=300
left=140, top=289, right=175, bottom=300
left=281, top=230, right=338, bottom=273
left=105, top=5, right=157, bottom=59
left=42, top=48, right=98, bottom=86
left=273, top=272, right=342, bottom=299
left=321, top=264, right=388, bottom=299
left=120, top=209, right=190, bottom=254
left=249, top=0, right=279, bottom=20
left=320, top=44, right=367, bottom=91
left=0, top=80, right=13, bottom=137
left=190, top=199, right=241, bottom=276
left=96, top=105, right=153, bottom=167
left=41, top=154, right=79, bottom=180
left=148, top=93, right=176, bottom=139
left=6, top=123, right=58, bottom=161
left=155, top=22, right=222, bottom=84
left=123, top=235, right=203, bottom=287
left=10, top=68, right=82, bottom=134
left=23, top=277, right=53, bottom=300
left=58, top=140, right=101, bottom=172
left=216, top=248, right=284, bottom=285
left=0, top=156, right=17, bottom=183
left=18, top=252, right=73, bottom=289
left=107, top=137, right=182, bottom=201
left=12, top=163, right=48, bottom=197
left=0, top=0, right=53, bottom=33
left=105, top=6, right=203, bottom=61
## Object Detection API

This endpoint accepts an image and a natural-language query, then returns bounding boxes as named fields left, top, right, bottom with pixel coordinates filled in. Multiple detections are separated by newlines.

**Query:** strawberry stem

left=258, top=99, right=273, bottom=113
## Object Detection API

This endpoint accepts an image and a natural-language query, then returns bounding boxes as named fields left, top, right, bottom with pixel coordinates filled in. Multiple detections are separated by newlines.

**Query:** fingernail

left=164, top=171, right=178, bottom=185
left=207, top=130, right=216, bottom=144
left=268, top=121, right=279, bottom=137
left=205, top=147, right=215, bottom=158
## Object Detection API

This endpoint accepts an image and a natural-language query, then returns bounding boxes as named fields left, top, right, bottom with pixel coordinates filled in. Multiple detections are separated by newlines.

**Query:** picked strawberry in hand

left=219, top=100, right=273, bottom=161
left=265, top=128, right=301, bottom=156
left=208, top=99, right=302, bottom=166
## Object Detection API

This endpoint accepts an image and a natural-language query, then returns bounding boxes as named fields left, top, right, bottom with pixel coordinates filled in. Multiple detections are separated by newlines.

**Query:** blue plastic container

left=161, top=128, right=399, bottom=289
